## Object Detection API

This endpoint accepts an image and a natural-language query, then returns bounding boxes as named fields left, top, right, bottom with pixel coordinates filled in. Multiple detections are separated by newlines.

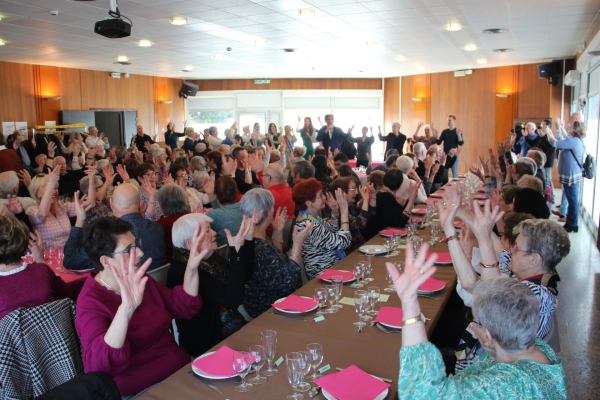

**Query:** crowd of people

left=0, top=110, right=585, bottom=398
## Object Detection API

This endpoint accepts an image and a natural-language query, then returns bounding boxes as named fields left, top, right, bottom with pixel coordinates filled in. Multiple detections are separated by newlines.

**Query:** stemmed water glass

left=305, top=343, right=324, bottom=382
left=385, top=262, right=402, bottom=292
left=56, top=246, right=64, bottom=264
left=233, top=351, right=253, bottom=392
left=363, top=255, right=374, bottom=282
left=383, top=238, right=392, bottom=257
left=248, top=345, right=267, bottom=385
left=353, top=263, right=365, bottom=288
left=331, top=276, right=344, bottom=309
left=367, top=286, right=380, bottom=316
left=313, top=288, right=327, bottom=316
left=296, top=351, right=312, bottom=393
left=353, top=290, right=368, bottom=328
left=261, top=330, right=278, bottom=376
left=429, top=222, right=441, bottom=245
left=286, top=352, right=304, bottom=400
left=325, top=286, right=338, bottom=313
left=412, top=237, right=424, bottom=256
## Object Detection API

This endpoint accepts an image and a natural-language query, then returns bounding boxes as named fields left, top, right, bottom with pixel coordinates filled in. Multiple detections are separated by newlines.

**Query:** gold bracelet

left=478, top=260, right=500, bottom=269
left=402, top=315, right=424, bottom=326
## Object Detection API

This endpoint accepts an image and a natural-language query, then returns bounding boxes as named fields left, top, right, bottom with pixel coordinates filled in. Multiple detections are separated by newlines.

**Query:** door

left=123, top=111, right=138, bottom=147
left=94, top=111, right=123, bottom=147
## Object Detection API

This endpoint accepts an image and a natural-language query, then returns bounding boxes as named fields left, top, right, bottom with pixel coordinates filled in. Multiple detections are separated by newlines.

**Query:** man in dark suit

left=316, top=114, right=346, bottom=154
left=378, top=122, right=407, bottom=155
left=12, top=130, right=37, bottom=170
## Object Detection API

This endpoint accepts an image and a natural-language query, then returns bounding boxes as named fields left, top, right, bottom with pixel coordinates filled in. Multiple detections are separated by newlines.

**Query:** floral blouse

left=243, top=238, right=301, bottom=318
left=140, top=190, right=163, bottom=222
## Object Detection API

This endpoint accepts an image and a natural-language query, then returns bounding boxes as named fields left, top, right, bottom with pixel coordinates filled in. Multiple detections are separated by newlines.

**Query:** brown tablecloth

left=140, top=222, right=457, bottom=400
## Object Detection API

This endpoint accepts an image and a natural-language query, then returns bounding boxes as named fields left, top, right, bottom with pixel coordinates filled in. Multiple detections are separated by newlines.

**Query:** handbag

left=569, top=138, right=596, bottom=179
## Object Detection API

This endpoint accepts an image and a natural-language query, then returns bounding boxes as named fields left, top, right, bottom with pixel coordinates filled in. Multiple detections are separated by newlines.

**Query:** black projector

left=94, top=18, right=131, bottom=38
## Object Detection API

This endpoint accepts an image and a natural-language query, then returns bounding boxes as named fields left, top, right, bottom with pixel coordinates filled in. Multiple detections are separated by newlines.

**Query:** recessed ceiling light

left=476, top=58, right=487, bottom=64
left=299, top=9, right=315, bottom=17
left=170, top=16, right=187, bottom=25
left=358, top=70, right=365, bottom=73
left=183, top=65, right=194, bottom=71
left=213, top=54, right=224, bottom=59
left=395, top=55, right=406, bottom=61
left=493, top=48, right=513, bottom=52
left=412, top=97, right=423, bottom=102
left=233, top=72, right=241, bottom=77
left=255, top=39, right=267, bottom=46
left=445, top=23, right=462, bottom=31
left=464, top=44, right=478, bottom=51
left=482, top=28, right=507, bottom=34
left=265, top=64, right=275, bottom=69
left=116, top=55, right=128, bottom=62
left=366, top=42, right=378, bottom=47
left=138, top=40, right=152, bottom=47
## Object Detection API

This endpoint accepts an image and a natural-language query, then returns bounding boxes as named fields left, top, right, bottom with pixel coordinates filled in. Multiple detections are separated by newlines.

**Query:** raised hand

left=271, top=207, right=287, bottom=232
left=334, top=188, right=348, bottom=214
left=5, top=195, right=23, bottom=214
left=17, top=169, right=32, bottom=187
left=358, top=185, right=369, bottom=201
left=203, top=172, right=215, bottom=195
left=111, top=250, right=151, bottom=313
left=186, top=225, right=211, bottom=270
left=116, top=164, right=130, bottom=183
left=49, top=165, right=61, bottom=186
left=47, top=142, right=56, bottom=157
left=293, top=221, right=315, bottom=244
left=479, top=155, right=490, bottom=176
left=325, top=192, right=339, bottom=214
left=424, top=155, right=434, bottom=170
left=225, top=215, right=252, bottom=251
left=439, top=183, right=463, bottom=229
left=469, top=163, right=484, bottom=182
left=386, top=244, right=437, bottom=304
left=489, top=188, right=501, bottom=209
left=469, top=200, right=504, bottom=241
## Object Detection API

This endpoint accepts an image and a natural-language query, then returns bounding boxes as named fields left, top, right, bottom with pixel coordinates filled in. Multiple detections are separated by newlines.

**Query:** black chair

left=36, top=372, right=120, bottom=400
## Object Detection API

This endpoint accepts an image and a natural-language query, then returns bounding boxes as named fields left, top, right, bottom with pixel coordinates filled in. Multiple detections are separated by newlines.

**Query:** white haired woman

left=395, top=155, right=427, bottom=204
left=156, top=184, right=190, bottom=263
left=412, top=121, right=438, bottom=148
left=239, top=188, right=314, bottom=318
left=389, top=248, right=566, bottom=398
left=166, top=213, right=254, bottom=356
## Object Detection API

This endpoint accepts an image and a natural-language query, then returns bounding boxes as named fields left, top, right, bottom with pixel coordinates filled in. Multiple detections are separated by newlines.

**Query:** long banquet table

left=140, top=216, right=458, bottom=400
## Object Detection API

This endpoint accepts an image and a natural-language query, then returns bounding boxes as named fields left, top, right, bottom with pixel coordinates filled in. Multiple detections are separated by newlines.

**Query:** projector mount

left=107, top=0, right=132, bottom=28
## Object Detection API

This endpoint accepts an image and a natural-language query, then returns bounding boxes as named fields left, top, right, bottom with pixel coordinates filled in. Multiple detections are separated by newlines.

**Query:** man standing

left=85, top=126, right=110, bottom=155
left=378, top=123, right=407, bottom=156
left=133, top=125, right=154, bottom=153
left=13, top=130, right=36, bottom=170
left=232, top=147, right=260, bottom=194
left=317, top=114, right=346, bottom=154
left=164, top=121, right=185, bottom=151
left=434, top=115, right=464, bottom=177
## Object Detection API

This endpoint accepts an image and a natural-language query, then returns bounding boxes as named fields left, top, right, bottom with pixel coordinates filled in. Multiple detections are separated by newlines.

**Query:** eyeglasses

left=143, top=172, right=157, bottom=177
left=110, top=238, right=142, bottom=257
left=262, top=174, right=272, bottom=180
left=509, top=245, right=531, bottom=255
left=177, top=173, right=189, bottom=178
left=464, top=309, right=484, bottom=328
left=347, top=188, right=357, bottom=192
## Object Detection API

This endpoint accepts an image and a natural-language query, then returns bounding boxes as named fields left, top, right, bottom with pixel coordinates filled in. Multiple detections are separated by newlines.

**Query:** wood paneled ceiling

left=0, top=0, right=597, bottom=79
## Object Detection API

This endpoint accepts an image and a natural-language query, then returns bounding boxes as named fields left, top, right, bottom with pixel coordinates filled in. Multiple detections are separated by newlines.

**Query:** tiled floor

left=552, top=207, right=600, bottom=399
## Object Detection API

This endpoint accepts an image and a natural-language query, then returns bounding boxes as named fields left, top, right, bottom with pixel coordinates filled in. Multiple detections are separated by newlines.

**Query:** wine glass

left=429, top=222, right=441, bottom=245
left=313, top=288, right=327, bottom=317
left=233, top=351, right=253, bottom=392
left=248, top=345, right=267, bottom=385
left=286, top=352, right=304, bottom=400
left=305, top=343, right=324, bottom=382
left=412, top=237, right=423, bottom=256
left=384, top=269, right=395, bottom=292
left=296, top=351, right=312, bottom=393
left=367, top=286, right=380, bottom=316
left=363, top=255, right=374, bottom=282
left=353, top=290, right=368, bottom=328
left=360, top=292, right=373, bottom=322
left=56, top=246, right=64, bottom=264
left=353, top=263, right=365, bottom=288
left=325, top=285, right=338, bottom=313
left=331, top=275, right=344, bottom=309
left=261, top=330, right=278, bottom=376
left=383, top=238, right=392, bottom=257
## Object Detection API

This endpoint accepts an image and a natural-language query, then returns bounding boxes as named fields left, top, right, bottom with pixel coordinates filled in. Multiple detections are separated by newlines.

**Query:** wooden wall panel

left=33, top=65, right=61, bottom=125
left=58, top=68, right=82, bottom=111
left=495, top=65, right=519, bottom=143
left=192, top=78, right=382, bottom=91
left=383, top=77, right=400, bottom=133
left=154, top=77, right=186, bottom=142
left=0, top=61, right=37, bottom=133
left=80, top=70, right=155, bottom=136
left=517, top=64, right=552, bottom=119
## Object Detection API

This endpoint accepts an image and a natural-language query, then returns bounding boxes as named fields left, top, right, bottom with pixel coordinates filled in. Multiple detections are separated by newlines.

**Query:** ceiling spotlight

left=464, top=44, right=478, bottom=51
left=299, top=9, right=315, bottom=17
left=116, top=56, right=128, bottom=62
left=233, top=72, right=242, bottom=77
left=476, top=58, right=487, bottom=64
left=395, top=55, right=406, bottom=61
left=265, top=64, right=275, bottom=69
left=213, top=54, right=224, bottom=60
left=170, top=16, right=187, bottom=25
left=493, top=48, right=513, bottom=52
left=255, top=39, right=267, bottom=46
left=445, top=23, right=462, bottom=31
left=482, top=28, right=507, bottom=34
left=366, top=42, right=378, bottom=47
left=138, top=40, right=152, bottom=47
left=183, top=65, right=194, bottom=71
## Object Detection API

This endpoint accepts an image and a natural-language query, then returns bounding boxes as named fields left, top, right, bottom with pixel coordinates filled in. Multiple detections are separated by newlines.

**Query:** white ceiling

left=0, top=0, right=598, bottom=79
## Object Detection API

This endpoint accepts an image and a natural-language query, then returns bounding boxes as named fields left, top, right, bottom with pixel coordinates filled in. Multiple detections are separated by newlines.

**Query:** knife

left=187, top=371, right=223, bottom=394
left=268, top=311, right=306, bottom=321
left=335, top=367, right=392, bottom=383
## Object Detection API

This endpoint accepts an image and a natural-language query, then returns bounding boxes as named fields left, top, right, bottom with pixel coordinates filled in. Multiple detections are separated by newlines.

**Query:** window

left=187, top=111, right=234, bottom=136
left=239, top=113, right=266, bottom=135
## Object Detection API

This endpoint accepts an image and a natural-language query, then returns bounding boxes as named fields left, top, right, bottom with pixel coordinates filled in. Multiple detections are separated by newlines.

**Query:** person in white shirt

left=207, top=126, right=222, bottom=149
left=85, top=126, right=110, bottom=155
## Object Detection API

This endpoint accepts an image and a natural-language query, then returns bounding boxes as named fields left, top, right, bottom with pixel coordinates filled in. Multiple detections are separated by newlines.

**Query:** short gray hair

left=396, top=155, right=414, bottom=174
left=515, top=158, right=537, bottom=177
left=517, top=175, right=543, bottom=194
left=0, top=171, right=19, bottom=194
left=224, top=128, right=234, bottom=138
left=392, top=122, right=401, bottom=128
left=156, top=184, right=188, bottom=216
left=195, top=143, right=206, bottom=153
left=209, top=126, right=218, bottom=134
left=97, top=159, right=109, bottom=174
left=190, top=156, right=207, bottom=172
left=526, top=150, right=545, bottom=168
left=79, top=175, right=102, bottom=196
left=515, top=219, right=570, bottom=273
left=413, top=142, right=426, bottom=155
left=192, top=171, right=209, bottom=191
left=525, top=122, right=536, bottom=131
left=150, top=148, right=165, bottom=159
left=239, top=188, right=274, bottom=226
left=172, top=213, right=213, bottom=248
left=293, top=161, right=315, bottom=179
left=473, top=277, right=540, bottom=353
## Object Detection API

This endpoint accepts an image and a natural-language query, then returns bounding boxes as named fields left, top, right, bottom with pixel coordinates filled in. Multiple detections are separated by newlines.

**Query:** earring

left=484, top=342, right=488, bottom=346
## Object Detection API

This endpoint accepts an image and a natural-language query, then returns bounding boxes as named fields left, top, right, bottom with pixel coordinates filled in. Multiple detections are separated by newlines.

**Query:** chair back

left=543, top=311, right=561, bottom=353
left=147, top=263, right=170, bottom=286
left=36, top=372, right=120, bottom=400
left=282, top=217, right=294, bottom=252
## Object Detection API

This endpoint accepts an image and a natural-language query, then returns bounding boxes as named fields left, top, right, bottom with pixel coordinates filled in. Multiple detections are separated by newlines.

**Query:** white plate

left=379, top=230, right=407, bottom=238
left=191, top=352, right=237, bottom=380
left=322, top=385, right=388, bottom=400
left=417, top=285, right=446, bottom=294
left=320, top=270, right=356, bottom=283
left=273, top=296, right=319, bottom=314
left=359, top=245, right=387, bottom=255
left=379, top=320, right=403, bottom=330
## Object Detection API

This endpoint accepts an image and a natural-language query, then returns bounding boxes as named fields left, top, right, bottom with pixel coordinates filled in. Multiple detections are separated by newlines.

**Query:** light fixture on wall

left=495, top=94, right=509, bottom=98
left=138, top=40, right=152, bottom=47
left=412, top=97, right=423, bottom=101
left=160, top=100, right=173, bottom=104
left=46, top=96, right=61, bottom=101
left=445, top=23, right=462, bottom=31
left=170, top=16, right=187, bottom=25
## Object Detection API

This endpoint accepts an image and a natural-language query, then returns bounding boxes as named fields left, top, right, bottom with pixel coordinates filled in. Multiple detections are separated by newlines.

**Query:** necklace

left=97, top=276, right=121, bottom=295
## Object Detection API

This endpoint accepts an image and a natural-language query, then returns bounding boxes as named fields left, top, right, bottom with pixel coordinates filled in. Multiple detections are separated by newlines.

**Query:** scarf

left=172, top=247, right=229, bottom=284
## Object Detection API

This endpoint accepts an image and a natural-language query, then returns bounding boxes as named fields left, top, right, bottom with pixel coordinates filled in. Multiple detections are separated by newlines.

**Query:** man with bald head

left=133, top=124, right=155, bottom=154
left=262, top=164, right=295, bottom=233
left=51, top=155, right=86, bottom=197
left=63, top=183, right=166, bottom=271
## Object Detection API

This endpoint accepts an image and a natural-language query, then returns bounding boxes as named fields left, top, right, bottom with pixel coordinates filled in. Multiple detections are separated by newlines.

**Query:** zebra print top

left=295, top=218, right=351, bottom=280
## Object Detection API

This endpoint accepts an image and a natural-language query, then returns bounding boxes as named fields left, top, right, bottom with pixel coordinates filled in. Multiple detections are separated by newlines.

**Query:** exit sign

left=254, top=79, right=270, bottom=84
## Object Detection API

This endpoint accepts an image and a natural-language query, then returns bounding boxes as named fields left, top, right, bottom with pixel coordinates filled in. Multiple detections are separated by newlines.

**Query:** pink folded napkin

left=419, top=277, right=447, bottom=292
left=426, top=252, right=452, bottom=264
left=374, top=306, right=403, bottom=327
left=454, top=220, right=465, bottom=228
left=474, top=194, right=486, bottom=200
left=409, top=217, right=423, bottom=223
left=425, top=198, right=439, bottom=205
left=192, top=346, right=237, bottom=376
left=429, top=192, right=443, bottom=198
left=318, top=269, right=355, bottom=281
left=272, top=294, right=317, bottom=312
left=380, top=228, right=407, bottom=236
left=412, top=209, right=427, bottom=215
left=315, top=365, right=390, bottom=400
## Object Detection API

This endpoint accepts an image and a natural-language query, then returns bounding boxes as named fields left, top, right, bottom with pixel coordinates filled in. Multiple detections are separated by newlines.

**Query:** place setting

left=372, top=307, right=430, bottom=335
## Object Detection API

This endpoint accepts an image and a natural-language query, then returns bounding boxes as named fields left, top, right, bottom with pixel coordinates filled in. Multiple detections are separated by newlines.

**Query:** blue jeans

left=559, top=191, right=568, bottom=217
left=448, top=156, right=459, bottom=178
left=562, top=181, right=580, bottom=227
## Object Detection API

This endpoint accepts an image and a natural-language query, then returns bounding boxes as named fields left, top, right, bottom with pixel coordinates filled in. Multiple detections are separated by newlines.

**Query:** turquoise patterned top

left=399, top=339, right=566, bottom=399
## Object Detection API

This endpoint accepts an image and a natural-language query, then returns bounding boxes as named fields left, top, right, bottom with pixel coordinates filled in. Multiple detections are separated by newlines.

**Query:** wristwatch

left=402, top=313, right=426, bottom=327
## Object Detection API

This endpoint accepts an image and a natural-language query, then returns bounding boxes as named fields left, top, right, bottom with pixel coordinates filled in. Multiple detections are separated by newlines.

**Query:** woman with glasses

left=76, top=217, right=204, bottom=398
left=328, top=177, right=377, bottom=254
left=169, top=166, right=203, bottom=213
left=388, top=250, right=566, bottom=398
left=292, top=178, right=351, bottom=279
left=136, top=163, right=162, bottom=222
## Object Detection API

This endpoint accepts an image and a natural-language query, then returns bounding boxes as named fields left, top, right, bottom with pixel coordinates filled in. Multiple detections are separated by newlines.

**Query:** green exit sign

left=254, top=79, right=270, bottom=84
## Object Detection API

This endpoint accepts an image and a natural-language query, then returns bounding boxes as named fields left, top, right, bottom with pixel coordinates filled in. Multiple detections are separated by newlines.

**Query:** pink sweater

left=0, top=263, right=68, bottom=320
left=75, top=273, right=202, bottom=396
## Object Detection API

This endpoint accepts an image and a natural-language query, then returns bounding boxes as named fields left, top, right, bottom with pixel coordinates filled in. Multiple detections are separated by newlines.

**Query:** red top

left=0, top=148, right=24, bottom=178
left=0, top=262, right=69, bottom=320
left=266, top=183, right=296, bottom=237
left=157, top=212, right=189, bottom=263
